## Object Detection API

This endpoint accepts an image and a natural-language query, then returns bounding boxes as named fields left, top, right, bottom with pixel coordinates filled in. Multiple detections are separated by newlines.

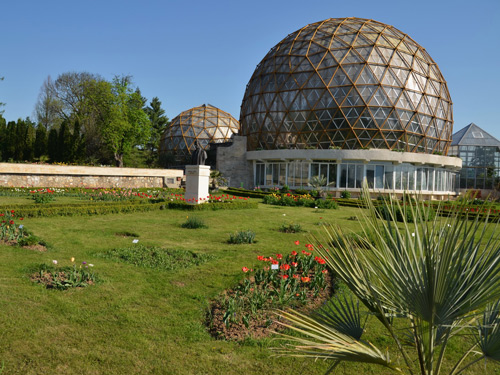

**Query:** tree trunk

left=114, top=153, right=123, bottom=167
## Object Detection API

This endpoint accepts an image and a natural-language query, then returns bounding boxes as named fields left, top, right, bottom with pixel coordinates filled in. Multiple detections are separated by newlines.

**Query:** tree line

left=0, top=72, right=170, bottom=168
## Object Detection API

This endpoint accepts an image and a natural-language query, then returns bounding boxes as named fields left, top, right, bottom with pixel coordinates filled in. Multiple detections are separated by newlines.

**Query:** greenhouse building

left=450, top=123, right=500, bottom=195
left=217, top=17, right=461, bottom=198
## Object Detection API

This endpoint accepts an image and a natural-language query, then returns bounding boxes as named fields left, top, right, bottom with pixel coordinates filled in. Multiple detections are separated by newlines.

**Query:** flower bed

left=30, top=259, right=98, bottom=290
left=208, top=241, right=334, bottom=340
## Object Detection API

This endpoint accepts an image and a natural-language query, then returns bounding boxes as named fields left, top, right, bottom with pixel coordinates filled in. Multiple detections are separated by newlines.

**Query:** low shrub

left=376, top=203, right=436, bottom=223
left=31, top=192, right=55, bottom=204
left=340, top=190, right=351, bottom=199
left=18, top=235, right=44, bottom=247
left=314, top=199, right=338, bottom=209
left=228, top=230, right=256, bottom=244
left=98, top=245, right=213, bottom=271
left=181, top=216, right=208, bottom=229
left=278, top=223, right=303, bottom=233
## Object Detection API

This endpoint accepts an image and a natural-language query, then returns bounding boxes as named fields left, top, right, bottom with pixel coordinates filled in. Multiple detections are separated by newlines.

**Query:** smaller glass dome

left=159, top=104, right=240, bottom=163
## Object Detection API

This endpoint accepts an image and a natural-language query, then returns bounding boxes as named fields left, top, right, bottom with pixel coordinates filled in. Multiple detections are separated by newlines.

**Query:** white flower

left=411, top=233, right=415, bottom=237
left=88, top=264, right=94, bottom=267
left=132, top=239, right=139, bottom=243
left=18, top=225, right=23, bottom=229
left=315, top=206, right=318, bottom=209
left=282, top=214, right=286, bottom=216
left=52, top=260, right=58, bottom=265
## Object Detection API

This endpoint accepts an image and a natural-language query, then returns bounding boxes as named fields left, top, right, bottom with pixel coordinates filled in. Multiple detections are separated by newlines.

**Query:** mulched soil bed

left=30, top=271, right=95, bottom=289
left=207, top=273, right=335, bottom=341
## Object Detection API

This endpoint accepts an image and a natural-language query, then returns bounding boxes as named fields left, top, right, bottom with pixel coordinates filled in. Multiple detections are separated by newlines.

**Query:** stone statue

left=191, top=141, right=207, bottom=165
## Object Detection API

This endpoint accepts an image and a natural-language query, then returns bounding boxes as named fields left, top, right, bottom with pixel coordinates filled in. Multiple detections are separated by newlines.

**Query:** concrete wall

left=0, top=163, right=184, bottom=188
left=216, top=136, right=253, bottom=189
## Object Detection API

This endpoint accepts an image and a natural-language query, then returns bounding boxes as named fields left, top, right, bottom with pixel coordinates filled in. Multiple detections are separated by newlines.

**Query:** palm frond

left=273, top=309, right=402, bottom=373
left=312, top=293, right=366, bottom=340
left=477, top=300, right=500, bottom=362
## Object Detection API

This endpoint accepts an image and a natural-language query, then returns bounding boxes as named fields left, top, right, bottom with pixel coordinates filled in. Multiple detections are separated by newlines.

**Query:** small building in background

left=450, top=123, right=500, bottom=197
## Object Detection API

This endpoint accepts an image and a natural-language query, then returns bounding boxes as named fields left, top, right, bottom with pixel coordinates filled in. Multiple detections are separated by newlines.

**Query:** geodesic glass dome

left=160, top=104, right=240, bottom=163
left=240, top=17, right=453, bottom=154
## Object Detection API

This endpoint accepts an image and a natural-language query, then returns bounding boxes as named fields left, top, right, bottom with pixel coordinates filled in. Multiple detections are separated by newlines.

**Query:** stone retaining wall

left=0, top=163, right=184, bottom=189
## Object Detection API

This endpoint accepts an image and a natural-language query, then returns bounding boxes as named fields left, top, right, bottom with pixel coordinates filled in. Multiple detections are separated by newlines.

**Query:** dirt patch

left=0, top=239, right=47, bottom=252
left=207, top=274, right=335, bottom=341
left=22, top=244, right=47, bottom=252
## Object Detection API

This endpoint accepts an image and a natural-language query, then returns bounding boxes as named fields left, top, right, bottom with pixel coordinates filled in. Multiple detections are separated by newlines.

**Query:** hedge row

left=222, top=188, right=271, bottom=199
left=0, top=200, right=257, bottom=218
left=167, top=201, right=258, bottom=211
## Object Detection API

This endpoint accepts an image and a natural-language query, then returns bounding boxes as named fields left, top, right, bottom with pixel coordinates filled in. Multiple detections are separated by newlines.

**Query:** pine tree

left=47, top=128, right=58, bottom=162
left=144, top=97, right=169, bottom=166
left=34, top=125, right=48, bottom=160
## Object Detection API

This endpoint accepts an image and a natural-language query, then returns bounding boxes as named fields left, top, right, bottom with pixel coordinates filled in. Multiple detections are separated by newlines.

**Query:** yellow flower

left=71, top=257, right=75, bottom=262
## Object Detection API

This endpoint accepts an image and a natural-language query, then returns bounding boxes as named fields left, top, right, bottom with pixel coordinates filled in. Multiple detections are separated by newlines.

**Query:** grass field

left=0, top=198, right=498, bottom=375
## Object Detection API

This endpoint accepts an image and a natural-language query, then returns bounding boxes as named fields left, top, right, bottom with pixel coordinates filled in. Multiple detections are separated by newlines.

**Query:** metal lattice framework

left=160, top=104, right=240, bottom=162
left=240, top=17, right=453, bottom=154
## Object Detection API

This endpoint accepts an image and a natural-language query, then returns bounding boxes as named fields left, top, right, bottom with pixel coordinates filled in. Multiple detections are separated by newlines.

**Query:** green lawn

left=0, top=201, right=498, bottom=374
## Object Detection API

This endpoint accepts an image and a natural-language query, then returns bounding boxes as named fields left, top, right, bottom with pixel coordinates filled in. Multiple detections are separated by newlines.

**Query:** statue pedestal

left=185, top=165, right=210, bottom=204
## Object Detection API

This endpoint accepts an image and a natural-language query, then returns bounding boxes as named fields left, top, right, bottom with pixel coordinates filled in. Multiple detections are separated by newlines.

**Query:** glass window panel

left=328, top=164, right=337, bottom=187
left=408, top=166, right=415, bottom=191
left=384, top=165, right=394, bottom=190
left=266, top=164, right=273, bottom=186
left=279, top=164, right=286, bottom=186
left=395, top=165, right=402, bottom=190
left=375, top=165, right=384, bottom=189
left=311, top=163, right=320, bottom=179
left=366, top=165, right=375, bottom=188
left=287, top=163, right=295, bottom=187
left=300, top=162, right=309, bottom=187
left=340, top=164, right=348, bottom=188
left=356, top=165, right=364, bottom=188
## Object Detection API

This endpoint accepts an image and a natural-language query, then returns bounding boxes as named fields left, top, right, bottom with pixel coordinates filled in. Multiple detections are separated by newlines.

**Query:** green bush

left=340, top=190, right=351, bottom=199
left=18, top=235, right=44, bottom=247
left=32, top=193, right=55, bottom=204
left=278, top=223, right=303, bottom=233
left=314, top=199, right=339, bottom=210
left=376, top=203, right=436, bottom=223
left=228, top=230, right=256, bottom=244
left=181, top=216, right=208, bottom=229
left=294, top=188, right=308, bottom=195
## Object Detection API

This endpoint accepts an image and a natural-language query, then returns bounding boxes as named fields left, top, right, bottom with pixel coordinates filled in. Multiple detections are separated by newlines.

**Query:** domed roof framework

left=240, top=18, right=453, bottom=154
left=160, top=104, right=240, bottom=162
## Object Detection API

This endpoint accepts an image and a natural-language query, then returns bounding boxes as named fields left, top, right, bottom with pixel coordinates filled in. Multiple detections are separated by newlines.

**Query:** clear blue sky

left=1, top=0, right=499, bottom=137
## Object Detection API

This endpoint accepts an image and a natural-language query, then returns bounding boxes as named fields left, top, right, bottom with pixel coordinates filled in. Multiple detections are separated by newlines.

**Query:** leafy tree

left=34, top=76, right=63, bottom=130
left=276, top=190, right=500, bottom=375
left=144, top=97, right=169, bottom=166
left=99, top=75, right=151, bottom=167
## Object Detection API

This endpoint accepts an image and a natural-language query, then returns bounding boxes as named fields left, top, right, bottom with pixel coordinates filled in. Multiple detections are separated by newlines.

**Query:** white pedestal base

left=185, top=165, right=210, bottom=204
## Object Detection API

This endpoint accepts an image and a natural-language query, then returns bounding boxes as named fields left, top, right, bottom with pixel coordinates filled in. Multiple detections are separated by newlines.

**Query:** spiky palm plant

left=274, top=189, right=500, bottom=375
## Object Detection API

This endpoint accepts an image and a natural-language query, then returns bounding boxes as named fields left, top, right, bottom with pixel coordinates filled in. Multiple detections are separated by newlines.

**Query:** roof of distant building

left=451, top=123, right=500, bottom=147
